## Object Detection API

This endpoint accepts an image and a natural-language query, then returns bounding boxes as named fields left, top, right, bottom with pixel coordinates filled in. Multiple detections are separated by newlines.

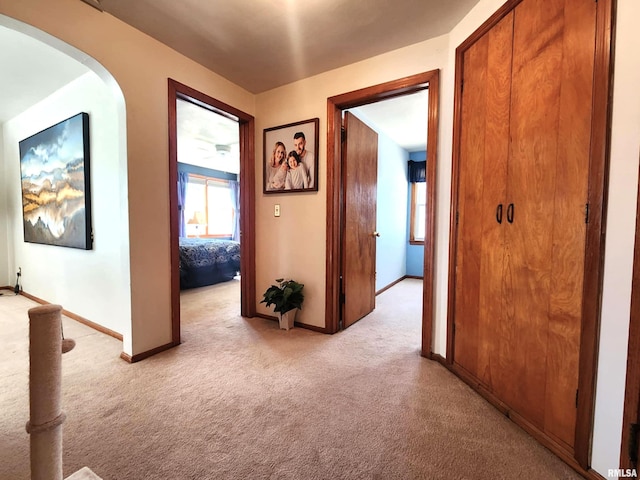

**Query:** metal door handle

left=507, top=203, right=514, bottom=223
left=373, top=231, right=381, bottom=237
left=496, top=204, right=503, bottom=224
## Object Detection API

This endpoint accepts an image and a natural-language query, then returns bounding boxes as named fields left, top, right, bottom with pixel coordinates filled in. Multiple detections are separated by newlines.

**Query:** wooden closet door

left=506, top=0, right=596, bottom=447
left=453, top=0, right=598, bottom=451
left=453, top=12, right=513, bottom=393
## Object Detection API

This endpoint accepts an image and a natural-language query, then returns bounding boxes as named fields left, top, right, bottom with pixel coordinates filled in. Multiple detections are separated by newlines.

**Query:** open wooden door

left=341, top=111, right=378, bottom=329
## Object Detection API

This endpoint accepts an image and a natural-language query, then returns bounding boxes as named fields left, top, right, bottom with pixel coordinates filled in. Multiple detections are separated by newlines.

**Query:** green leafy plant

left=260, top=278, right=304, bottom=315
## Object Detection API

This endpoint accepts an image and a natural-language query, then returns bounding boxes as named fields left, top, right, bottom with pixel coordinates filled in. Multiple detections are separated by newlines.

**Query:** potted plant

left=260, top=278, right=304, bottom=330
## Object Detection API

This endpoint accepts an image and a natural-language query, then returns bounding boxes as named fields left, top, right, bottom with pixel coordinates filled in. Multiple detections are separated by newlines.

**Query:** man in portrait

left=293, top=131, right=315, bottom=189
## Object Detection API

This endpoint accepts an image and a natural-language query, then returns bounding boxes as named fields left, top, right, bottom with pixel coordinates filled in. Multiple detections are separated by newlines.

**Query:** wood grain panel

left=479, top=12, right=514, bottom=403
left=507, top=0, right=565, bottom=429
left=449, top=0, right=614, bottom=469
left=575, top=0, right=615, bottom=465
left=343, top=112, right=378, bottom=328
left=544, top=0, right=596, bottom=447
left=325, top=99, right=343, bottom=334
left=422, top=71, right=440, bottom=356
left=455, top=13, right=514, bottom=393
left=453, top=36, right=489, bottom=377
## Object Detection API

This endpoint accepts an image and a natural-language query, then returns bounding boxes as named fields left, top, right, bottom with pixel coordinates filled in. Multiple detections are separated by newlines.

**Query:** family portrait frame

left=19, top=112, right=93, bottom=250
left=263, top=117, right=319, bottom=194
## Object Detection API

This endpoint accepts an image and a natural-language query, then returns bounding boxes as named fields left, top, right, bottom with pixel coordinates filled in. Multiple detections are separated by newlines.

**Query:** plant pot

left=279, top=309, right=297, bottom=330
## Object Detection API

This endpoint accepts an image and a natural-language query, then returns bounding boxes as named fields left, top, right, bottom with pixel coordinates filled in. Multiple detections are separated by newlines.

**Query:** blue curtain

left=229, top=180, right=240, bottom=242
left=177, top=172, right=188, bottom=237
left=408, top=160, right=426, bottom=183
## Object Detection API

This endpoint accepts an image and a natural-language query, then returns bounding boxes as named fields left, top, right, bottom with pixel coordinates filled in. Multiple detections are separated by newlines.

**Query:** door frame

left=445, top=0, right=615, bottom=470
left=168, top=79, right=256, bottom=345
left=326, top=70, right=440, bottom=355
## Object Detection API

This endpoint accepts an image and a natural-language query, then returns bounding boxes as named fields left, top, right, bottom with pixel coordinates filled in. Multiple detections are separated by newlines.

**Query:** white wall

left=592, top=0, right=640, bottom=472
left=374, top=127, right=409, bottom=292
left=254, top=35, right=450, bottom=327
left=2, top=72, right=131, bottom=335
left=0, top=0, right=256, bottom=356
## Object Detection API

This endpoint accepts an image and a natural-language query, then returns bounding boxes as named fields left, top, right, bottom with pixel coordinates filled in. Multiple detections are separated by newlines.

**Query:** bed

left=179, top=237, right=241, bottom=289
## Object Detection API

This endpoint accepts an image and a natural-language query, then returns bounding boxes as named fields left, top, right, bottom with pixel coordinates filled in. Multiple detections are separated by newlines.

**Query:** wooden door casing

left=326, top=71, right=440, bottom=358
left=451, top=0, right=598, bottom=452
left=342, top=112, right=378, bottom=329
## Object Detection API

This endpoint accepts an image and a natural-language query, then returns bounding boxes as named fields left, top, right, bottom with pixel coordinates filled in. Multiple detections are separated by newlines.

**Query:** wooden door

left=453, top=11, right=513, bottom=394
left=506, top=0, right=596, bottom=447
left=342, top=111, right=378, bottom=329
left=452, top=0, right=597, bottom=451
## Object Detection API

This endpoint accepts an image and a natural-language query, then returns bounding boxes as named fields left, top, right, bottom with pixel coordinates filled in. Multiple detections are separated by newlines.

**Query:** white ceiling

left=2, top=0, right=474, bottom=151
left=87, top=0, right=481, bottom=94
left=177, top=98, right=240, bottom=173
left=0, top=25, right=89, bottom=123
left=352, top=89, right=429, bottom=152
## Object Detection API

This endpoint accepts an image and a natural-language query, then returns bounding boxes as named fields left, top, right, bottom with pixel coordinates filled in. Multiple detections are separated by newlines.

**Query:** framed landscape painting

left=19, top=112, right=93, bottom=249
left=263, top=117, right=319, bottom=194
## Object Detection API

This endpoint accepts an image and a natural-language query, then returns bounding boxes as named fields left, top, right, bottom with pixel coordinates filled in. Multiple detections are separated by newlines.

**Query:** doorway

left=168, top=79, right=256, bottom=345
left=326, top=70, right=440, bottom=356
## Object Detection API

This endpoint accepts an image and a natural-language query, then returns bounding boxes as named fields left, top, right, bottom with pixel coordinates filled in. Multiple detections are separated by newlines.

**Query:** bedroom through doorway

left=175, top=98, right=241, bottom=333
left=168, top=79, right=257, bottom=344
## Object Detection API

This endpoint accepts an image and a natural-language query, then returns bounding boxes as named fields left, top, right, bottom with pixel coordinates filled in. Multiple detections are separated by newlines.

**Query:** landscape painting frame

left=19, top=112, right=93, bottom=250
left=263, top=117, right=319, bottom=194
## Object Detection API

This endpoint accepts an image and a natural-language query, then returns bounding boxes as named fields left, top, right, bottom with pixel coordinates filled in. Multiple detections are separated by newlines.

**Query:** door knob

left=373, top=231, right=381, bottom=237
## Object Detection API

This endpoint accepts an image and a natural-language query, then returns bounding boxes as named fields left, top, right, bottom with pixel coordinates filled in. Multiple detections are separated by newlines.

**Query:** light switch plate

left=274, top=204, right=281, bottom=217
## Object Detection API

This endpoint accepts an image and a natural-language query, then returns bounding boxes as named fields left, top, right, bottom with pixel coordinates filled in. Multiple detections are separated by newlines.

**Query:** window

left=184, top=174, right=235, bottom=237
left=410, top=182, right=426, bottom=245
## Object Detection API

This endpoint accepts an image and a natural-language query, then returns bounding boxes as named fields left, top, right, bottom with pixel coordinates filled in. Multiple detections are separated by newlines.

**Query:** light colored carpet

left=0, top=280, right=582, bottom=479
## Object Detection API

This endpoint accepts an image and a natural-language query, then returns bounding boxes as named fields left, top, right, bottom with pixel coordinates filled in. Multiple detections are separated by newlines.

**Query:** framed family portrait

left=263, top=117, right=319, bottom=194
left=19, top=112, right=93, bottom=250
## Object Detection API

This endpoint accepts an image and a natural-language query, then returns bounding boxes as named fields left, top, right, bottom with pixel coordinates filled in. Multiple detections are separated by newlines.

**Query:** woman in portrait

left=267, top=141, right=287, bottom=191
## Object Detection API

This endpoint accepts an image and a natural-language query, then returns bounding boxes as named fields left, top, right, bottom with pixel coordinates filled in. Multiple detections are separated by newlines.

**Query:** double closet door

left=452, top=0, right=597, bottom=450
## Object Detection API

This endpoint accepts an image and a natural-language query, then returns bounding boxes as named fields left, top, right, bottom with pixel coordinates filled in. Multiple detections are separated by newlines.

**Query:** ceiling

left=84, top=0, right=480, bottom=94
left=2, top=0, right=478, bottom=151
left=352, top=89, right=429, bottom=152
left=177, top=98, right=240, bottom=173
left=0, top=25, right=90, bottom=123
